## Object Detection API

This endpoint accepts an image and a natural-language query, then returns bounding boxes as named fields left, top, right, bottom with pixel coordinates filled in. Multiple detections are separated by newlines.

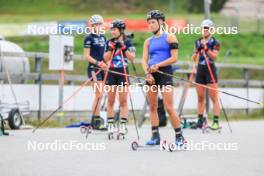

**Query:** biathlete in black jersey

left=83, top=14, right=107, bottom=130
left=104, top=20, right=136, bottom=138
left=194, top=19, right=221, bottom=130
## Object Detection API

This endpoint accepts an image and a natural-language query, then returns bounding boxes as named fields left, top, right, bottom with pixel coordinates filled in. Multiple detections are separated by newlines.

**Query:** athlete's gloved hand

left=197, top=43, right=209, bottom=52
left=115, top=41, right=127, bottom=52
left=145, top=73, right=155, bottom=85
left=107, top=41, right=116, bottom=51
left=120, top=43, right=127, bottom=52
left=149, top=64, right=159, bottom=73
left=115, top=41, right=122, bottom=48
left=96, top=61, right=107, bottom=68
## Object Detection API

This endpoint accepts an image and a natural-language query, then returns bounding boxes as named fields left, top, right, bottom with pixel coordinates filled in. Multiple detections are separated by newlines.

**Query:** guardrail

left=1, top=51, right=264, bottom=70
left=0, top=51, right=263, bottom=120
left=1, top=51, right=263, bottom=87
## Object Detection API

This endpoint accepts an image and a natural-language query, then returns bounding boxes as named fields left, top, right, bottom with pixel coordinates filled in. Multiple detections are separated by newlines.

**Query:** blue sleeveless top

left=148, top=33, right=171, bottom=67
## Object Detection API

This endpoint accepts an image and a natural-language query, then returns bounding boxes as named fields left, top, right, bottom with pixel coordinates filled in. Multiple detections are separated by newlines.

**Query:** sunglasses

left=203, top=26, right=210, bottom=30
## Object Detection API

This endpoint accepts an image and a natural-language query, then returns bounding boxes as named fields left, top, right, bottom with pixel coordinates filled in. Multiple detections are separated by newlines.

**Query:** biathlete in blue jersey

left=83, top=14, right=107, bottom=130
left=104, top=20, right=136, bottom=137
left=141, top=10, right=185, bottom=146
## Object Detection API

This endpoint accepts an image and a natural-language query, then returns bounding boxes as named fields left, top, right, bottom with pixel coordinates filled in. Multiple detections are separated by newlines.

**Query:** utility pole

left=204, top=0, right=211, bottom=19
left=169, top=0, right=175, bottom=14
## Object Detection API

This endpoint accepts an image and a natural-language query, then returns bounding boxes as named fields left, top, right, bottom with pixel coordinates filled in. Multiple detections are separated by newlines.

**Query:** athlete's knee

left=165, top=105, right=174, bottom=114
left=210, top=95, right=219, bottom=103
left=119, top=100, right=127, bottom=107
left=198, top=95, right=205, bottom=103
left=149, top=103, right=158, bottom=112
left=95, top=93, right=103, bottom=99
left=108, top=99, right=115, bottom=107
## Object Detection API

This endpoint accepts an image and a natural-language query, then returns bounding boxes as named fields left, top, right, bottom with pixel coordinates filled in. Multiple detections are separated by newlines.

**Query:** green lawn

left=1, top=0, right=264, bottom=80
left=8, top=32, right=264, bottom=64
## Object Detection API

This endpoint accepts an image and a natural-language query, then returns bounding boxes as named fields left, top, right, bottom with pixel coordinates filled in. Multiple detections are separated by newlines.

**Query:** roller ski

left=202, top=115, right=222, bottom=133
left=91, top=115, right=107, bottom=131
left=167, top=136, right=188, bottom=152
left=209, top=122, right=222, bottom=133
left=131, top=134, right=168, bottom=151
left=116, top=121, right=128, bottom=140
left=107, top=122, right=115, bottom=140
left=202, top=122, right=222, bottom=133
left=107, top=118, right=128, bottom=140
left=194, top=115, right=210, bottom=133
left=80, top=116, right=107, bottom=139
left=131, top=138, right=168, bottom=151
left=80, top=124, right=93, bottom=139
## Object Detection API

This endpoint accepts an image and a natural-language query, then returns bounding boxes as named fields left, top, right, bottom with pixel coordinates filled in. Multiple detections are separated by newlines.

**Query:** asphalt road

left=1, top=121, right=264, bottom=176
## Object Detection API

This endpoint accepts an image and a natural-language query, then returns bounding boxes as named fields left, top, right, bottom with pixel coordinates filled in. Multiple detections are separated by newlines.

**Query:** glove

left=197, top=43, right=208, bottom=52
left=115, top=41, right=128, bottom=52
left=120, top=42, right=127, bottom=52
left=107, top=41, right=116, bottom=51
left=96, top=61, right=107, bottom=68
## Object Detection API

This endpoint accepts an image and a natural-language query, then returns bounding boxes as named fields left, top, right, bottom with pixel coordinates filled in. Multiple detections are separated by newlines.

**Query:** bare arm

left=84, top=48, right=97, bottom=64
left=124, top=50, right=135, bottom=62
left=104, top=50, right=113, bottom=62
left=141, top=38, right=150, bottom=74
left=207, top=49, right=219, bottom=60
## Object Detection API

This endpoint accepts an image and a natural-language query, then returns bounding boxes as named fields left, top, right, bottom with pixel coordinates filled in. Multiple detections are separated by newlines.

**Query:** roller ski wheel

left=124, top=127, right=128, bottom=135
left=80, top=125, right=92, bottom=134
left=168, top=140, right=188, bottom=152
left=202, top=127, right=209, bottom=134
left=80, top=125, right=93, bottom=138
left=108, top=132, right=114, bottom=140
left=116, top=133, right=125, bottom=140
left=202, top=124, right=210, bottom=134
left=131, top=141, right=139, bottom=151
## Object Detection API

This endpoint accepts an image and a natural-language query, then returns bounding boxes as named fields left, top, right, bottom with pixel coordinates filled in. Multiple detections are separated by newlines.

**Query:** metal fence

left=0, top=51, right=264, bottom=120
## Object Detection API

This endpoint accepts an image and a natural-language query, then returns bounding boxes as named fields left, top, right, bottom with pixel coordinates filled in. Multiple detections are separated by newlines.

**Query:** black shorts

left=195, top=64, right=218, bottom=84
left=105, top=67, right=129, bottom=86
left=88, top=66, right=105, bottom=81
left=147, top=66, right=173, bottom=87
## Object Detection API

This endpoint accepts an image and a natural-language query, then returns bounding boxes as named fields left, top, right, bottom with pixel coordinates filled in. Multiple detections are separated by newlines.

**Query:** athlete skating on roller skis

left=104, top=20, right=136, bottom=139
left=194, top=19, right=221, bottom=131
left=141, top=10, right=185, bottom=147
left=83, top=14, right=107, bottom=130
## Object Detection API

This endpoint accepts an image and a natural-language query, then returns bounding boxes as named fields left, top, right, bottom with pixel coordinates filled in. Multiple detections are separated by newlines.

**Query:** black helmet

left=147, top=10, right=165, bottom=21
left=110, top=19, right=126, bottom=30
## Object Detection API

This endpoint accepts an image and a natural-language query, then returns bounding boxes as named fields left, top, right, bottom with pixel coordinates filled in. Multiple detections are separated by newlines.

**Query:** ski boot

left=117, top=122, right=127, bottom=140
left=209, top=122, right=222, bottom=133
left=92, top=116, right=107, bottom=131
left=168, top=134, right=186, bottom=152
left=146, top=134, right=160, bottom=146
left=197, top=117, right=206, bottom=129
left=175, top=135, right=186, bottom=148
left=107, top=122, right=115, bottom=140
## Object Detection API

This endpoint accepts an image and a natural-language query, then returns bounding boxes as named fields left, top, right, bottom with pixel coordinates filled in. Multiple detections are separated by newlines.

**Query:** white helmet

left=201, top=19, right=214, bottom=28
left=89, top=15, right=104, bottom=25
